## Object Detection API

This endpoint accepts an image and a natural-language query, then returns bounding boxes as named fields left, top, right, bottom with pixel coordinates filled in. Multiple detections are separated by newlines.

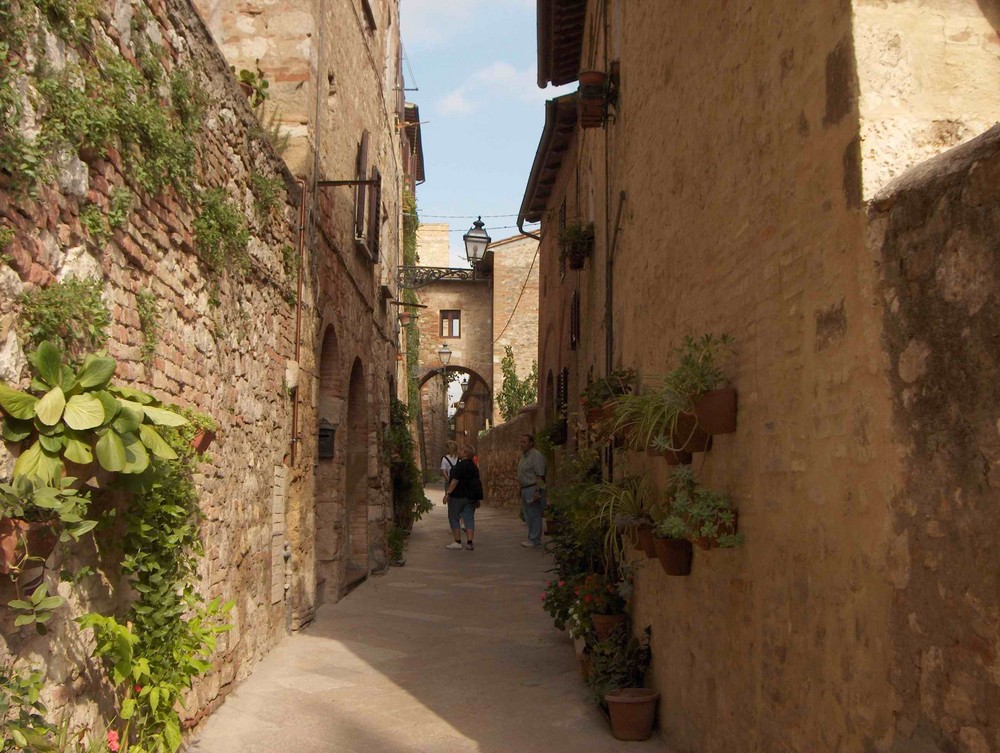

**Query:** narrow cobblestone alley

left=189, top=486, right=661, bottom=752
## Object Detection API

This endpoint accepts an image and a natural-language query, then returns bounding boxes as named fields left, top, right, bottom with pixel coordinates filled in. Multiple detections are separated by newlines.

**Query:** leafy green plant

left=8, top=582, right=64, bottom=634
left=610, top=334, right=734, bottom=452
left=0, top=476, right=96, bottom=543
left=18, top=278, right=110, bottom=361
left=541, top=574, right=582, bottom=631
left=0, top=342, right=187, bottom=485
left=496, top=346, right=538, bottom=421
left=280, top=244, right=299, bottom=279
left=558, top=222, right=595, bottom=265
left=587, top=625, right=651, bottom=707
left=580, top=368, right=637, bottom=410
left=0, top=663, right=56, bottom=752
left=232, top=66, right=269, bottom=108
left=387, top=525, right=405, bottom=565
left=135, top=291, right=159, bottom=366
left=107, top=188, right=132, bottom=231
left=0, top=226, right=16, bottom=248
left=655, top=466, right=743, bottom=548
left=251, top=172, right=284, bottom=222
left=79, top=204, right=109, bottom=245
left=589, top=474, right=652, bottom=567
left=193, top=188, right=251, bottom=276
left=568, top=571, right=627, bottom=639
left=386, top=397, right=431, bottom=531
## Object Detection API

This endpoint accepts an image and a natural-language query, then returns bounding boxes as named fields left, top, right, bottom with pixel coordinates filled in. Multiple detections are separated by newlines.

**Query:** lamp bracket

left=398, top=265, right=485, bottom=289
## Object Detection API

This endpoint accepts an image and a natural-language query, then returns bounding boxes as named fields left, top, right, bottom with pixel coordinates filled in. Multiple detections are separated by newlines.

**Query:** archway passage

left=315, top=326, right=343, bottom=605
left=344, top=357, right=368, bottom=590
left=417, top=366, right=490, bottom=479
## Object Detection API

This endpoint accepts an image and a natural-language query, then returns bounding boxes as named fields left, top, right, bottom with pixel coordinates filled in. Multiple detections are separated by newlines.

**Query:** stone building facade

left=410, top=224, right=539, bottom=470
left=516, top=1, right=1000, bottom=751
left=0, top=0, right=418, bottom=735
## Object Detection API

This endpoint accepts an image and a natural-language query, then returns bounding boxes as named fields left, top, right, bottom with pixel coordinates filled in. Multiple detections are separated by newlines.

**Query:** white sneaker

left=521, top=541, right=540, bottom=548
left=445, top=542, right=463, bottom=550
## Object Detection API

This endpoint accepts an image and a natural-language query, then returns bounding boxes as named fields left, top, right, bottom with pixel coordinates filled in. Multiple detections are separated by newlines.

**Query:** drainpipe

left=290, top=177, right=307, bottom=467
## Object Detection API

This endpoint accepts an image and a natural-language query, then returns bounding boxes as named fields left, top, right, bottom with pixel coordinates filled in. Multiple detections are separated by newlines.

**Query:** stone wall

left=491, top=234, right=540, bottom=424
left=478, top=408, right=537, bottom=510
left=871, top=125, right=1000, bottom=753
left=415, top=223, right=451, bottom=267
left=853, top=0, right=1000, bottom=198
left=0, top=0, right=305, bottom=728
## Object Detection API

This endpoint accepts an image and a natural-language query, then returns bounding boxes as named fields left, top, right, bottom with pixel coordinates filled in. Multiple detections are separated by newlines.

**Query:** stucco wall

left=478, top=408, right=537, bottom=510
left=0, top=0, right=305, bottom=727
left=872, top=125, right=1000, bottom=753
left=532, top=1, right=917, bottom=750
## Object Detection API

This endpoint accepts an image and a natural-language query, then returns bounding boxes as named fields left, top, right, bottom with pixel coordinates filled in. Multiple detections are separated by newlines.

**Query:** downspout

left=290, top=177, right=307, bottom=467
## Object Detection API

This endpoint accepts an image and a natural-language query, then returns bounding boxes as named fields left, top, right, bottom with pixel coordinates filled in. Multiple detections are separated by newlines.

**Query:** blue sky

left=400, top=0, right=572, bottom=263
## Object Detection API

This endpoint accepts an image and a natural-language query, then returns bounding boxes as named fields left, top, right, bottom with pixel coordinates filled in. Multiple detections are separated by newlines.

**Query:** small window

left=441, top=310, right=461, bottom=339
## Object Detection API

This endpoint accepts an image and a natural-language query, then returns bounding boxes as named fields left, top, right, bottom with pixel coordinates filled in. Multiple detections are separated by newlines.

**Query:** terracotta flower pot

left=636, top=523, right=657, bottom=559
left=398, top=311, right=412, bottom=326
left=672, top=413, right=712, bottom=453
left=606, top=687, right=660, bottom=741
left=692, top=387, right=737, bottom=435
left=0, top=518, right=59, bottom=575
left=653, top=537, right=693, bottom=576
left=191, top=429, right=216, bottom=454
left=663, top=449, right=693, bottom=465
left=585, top=402, right=615, bottom=427
left=592, top=612, right=627, bottom=641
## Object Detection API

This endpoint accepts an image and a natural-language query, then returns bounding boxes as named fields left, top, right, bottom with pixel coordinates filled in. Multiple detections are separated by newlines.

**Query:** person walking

left=439, top=440, right=459, bottom=485
left=517, top=434, right=547, bottom=548
left=444, top=444, right=481, bottom=551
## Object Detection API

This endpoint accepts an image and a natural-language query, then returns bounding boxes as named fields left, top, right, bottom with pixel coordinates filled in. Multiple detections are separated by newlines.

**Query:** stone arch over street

left=417, top=365, right=491, bottom=474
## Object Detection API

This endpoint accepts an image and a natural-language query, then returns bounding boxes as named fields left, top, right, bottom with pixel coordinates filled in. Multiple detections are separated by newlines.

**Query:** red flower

left=107, top=730, right=120, bottom=753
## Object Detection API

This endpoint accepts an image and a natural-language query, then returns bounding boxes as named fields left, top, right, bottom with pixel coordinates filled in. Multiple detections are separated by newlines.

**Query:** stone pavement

left=188, top=484, right=664, bottom=752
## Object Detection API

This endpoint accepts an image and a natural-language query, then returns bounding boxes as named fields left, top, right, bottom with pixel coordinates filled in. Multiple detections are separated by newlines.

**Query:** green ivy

left=251, top=171, right=284, bottom=222
left=387, top=397, right=431, bottom=532
left=193, top=188, right=250, bottom=276
left=17, top=277, right=110, bottom=361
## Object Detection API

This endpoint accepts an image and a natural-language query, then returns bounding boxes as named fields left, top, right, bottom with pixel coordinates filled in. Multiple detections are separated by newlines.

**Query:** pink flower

left=584, top=595, right=593, bottom=603
left=541, top=593, right=547, bottom=601
left=107, top=730, right=120, bottom=753
left=558, top=581, right=565, bottom=587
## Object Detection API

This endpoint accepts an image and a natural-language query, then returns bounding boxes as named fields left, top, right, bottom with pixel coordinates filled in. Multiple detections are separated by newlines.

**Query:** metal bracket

left=317, top=179, right=381, bottom=187
left=398, top=265, right=485, bottom=289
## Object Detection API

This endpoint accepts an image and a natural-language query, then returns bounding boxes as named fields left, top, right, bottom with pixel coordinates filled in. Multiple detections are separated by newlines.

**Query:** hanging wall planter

left=653, top=537, right=693, bottom=576
left=398, top=311, right=413, bottom=326
left=578, top=70, right=608, bottom=128
left=592, top=612, right=628, bottom=642
left=191, top=429, right=217, bottom=454
left=559, top=222, right=595, bottom=270
left=0, top=518, right=59, bottom=575
left=692, top=387, right=738, bottom=435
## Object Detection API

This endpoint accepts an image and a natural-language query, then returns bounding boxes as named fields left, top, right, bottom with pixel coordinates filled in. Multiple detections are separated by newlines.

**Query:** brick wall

left=0, top=0, right=304, bottom=727
left=491, top=234, right=540, bottom=424
left=872, top=125, right=1000, bottom=753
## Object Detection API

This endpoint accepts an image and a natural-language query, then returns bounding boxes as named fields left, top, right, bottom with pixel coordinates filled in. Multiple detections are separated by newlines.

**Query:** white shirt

left=440, top=455, right=458, bottom=475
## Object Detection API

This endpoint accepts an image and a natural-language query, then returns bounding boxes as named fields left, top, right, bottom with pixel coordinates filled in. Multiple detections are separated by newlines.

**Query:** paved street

left=188, top=485, right=662, bottom=752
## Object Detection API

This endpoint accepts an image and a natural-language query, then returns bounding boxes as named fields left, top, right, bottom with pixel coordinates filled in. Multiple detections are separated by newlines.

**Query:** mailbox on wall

left=318, top=418, right=337, bottom=459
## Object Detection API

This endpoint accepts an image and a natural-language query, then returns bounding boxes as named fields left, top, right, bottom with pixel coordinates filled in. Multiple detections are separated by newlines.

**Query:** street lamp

left=437, top=343, right=452, bottom=368
left=463, top=217, right=491, bottom=268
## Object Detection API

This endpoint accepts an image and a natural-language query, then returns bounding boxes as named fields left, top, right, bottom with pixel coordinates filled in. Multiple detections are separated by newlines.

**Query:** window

left=440, top=310, right=461, bottom=339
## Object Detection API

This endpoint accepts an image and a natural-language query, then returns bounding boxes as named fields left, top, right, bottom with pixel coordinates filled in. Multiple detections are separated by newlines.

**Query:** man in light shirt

left=517, top=434, right=547, bottom=548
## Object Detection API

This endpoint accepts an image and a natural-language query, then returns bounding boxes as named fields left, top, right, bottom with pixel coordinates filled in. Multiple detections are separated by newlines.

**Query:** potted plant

left=659, top=466, right=743, bottom=550
left=588, top=625, right=658, bottom=741
left=569, top=572, right=628, bottom=641
left=577, top=71, right=608, bottom=129
left=541, top=575, right=581, bottom=631
left=580, top=368, right=637, bottom=429
left=0, top=476, right=96, bottom=575
left=589, top=474, right=652, bottom=567
left=609, top=334, right=735, bottom=454
left=559, top=222, right=595, bottom=270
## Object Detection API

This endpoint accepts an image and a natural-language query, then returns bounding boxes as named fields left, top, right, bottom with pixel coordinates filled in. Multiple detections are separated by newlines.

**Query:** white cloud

left=401, top=0, right=532, bottom=49
left=435, top=61, right=567, bottom=118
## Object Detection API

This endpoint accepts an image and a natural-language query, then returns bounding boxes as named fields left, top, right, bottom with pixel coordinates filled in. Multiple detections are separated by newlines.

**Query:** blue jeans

left=520, top=486, right=546, bottom=545
left=447, top=496, right=476, bottom=531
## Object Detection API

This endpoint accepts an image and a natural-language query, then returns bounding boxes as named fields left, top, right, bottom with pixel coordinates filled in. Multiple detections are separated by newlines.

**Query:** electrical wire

left=493, top=243, right=539, bottom=344
left=402, top=212, right=531, bottom=219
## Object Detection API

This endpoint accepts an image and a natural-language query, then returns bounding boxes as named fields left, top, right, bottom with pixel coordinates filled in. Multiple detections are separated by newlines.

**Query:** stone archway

left=418, top=366, right=490, bottom=477
left=314, top=325, right=345, bottom=604
left=344, top=357, right=368, bottom=588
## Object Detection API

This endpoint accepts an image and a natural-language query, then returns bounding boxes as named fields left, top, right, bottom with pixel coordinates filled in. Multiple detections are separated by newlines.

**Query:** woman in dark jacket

left=444, top=444, right=480, bottom=551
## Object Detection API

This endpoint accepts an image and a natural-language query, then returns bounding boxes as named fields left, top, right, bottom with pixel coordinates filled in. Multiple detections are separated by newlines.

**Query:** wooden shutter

left=570, top=290, right=579, bottom=351
left=355, top=131, right=369, bottom=239
left=368, top=167, right=382, bottom=261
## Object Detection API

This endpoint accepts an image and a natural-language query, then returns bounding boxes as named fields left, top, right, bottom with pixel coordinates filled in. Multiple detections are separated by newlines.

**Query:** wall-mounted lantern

left=463, top=217, right=492, bottom=268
